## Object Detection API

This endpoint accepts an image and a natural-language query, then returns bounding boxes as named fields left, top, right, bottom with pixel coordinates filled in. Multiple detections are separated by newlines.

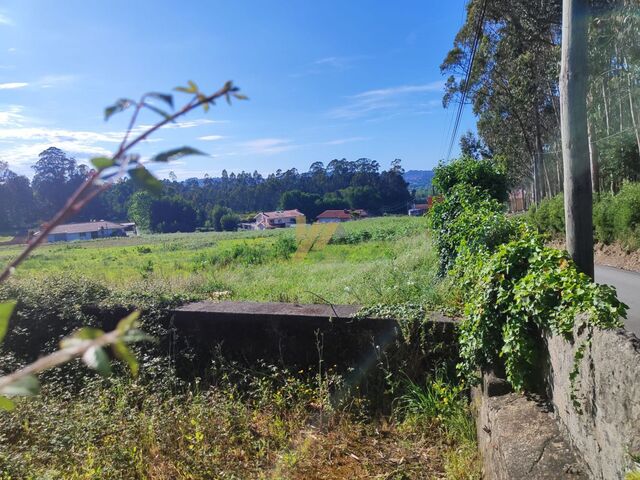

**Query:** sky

left=0, top=1, right=475, bottom=180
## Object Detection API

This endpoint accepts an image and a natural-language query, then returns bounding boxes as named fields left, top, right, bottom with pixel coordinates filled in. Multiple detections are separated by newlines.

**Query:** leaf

left=91, top=157, right=115, bottom=172
left=143, top=103, right=172, bottom=120
left=112, top=340, right=139, bottom=377
left=130, top=167, right=163, bottom=195
left=0, top=301, right=16, bottom=344
left=0, top=396, right=15, bottom=411
left=147, top=92, right=174, bottom=108
left=82, top=346, right=112, bottom=376
left=116, top=311, right=140, bottom=334
left=233, top=93, right=249, bottom=100
left=104, top=98, right=134, bottom=121
left=150, top=147, right=206, bottom=163
left=174, top=81, right=198, bottom=94
left=196, top=94, right=209, bottom=113
left=0, top=375, right=40, bottom=397
left=59, top=327, right=104, bottom=349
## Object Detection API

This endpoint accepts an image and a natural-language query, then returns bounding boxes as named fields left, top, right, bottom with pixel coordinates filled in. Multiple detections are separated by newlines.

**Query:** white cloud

left=291, top=55, right=370, bottom=77
left=0, top=105, right=26, bottom=126
left=328, top=81, right=444, bottom=120
left=241, top=138, right=296, bottom=154
left=198, top=134, right=225, bottom=141
left=37, top=74, right=78, bottom=89
left=324, top=136, right=369, bottom=145
left=0, top=82, right=28, bottom=90
left=7, top=48, right=17, bottom=54
left=0, top=14, right=13, bottom=26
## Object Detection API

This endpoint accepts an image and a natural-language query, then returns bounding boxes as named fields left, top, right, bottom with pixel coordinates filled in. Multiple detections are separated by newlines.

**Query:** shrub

left=612, top=182, right=640, bottom=250
left=456, top=230, right=626, bottom=391
left=593, top=193, right=615, bottom=244
left=428, top=185, right=517, bottom=274
left=432, top=156, right=508, bottom=203
left=528, top=194, right=564, bottom=235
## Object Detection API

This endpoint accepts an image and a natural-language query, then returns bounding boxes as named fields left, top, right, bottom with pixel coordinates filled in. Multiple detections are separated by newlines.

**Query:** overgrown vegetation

left=430, top=157, right=627, bottom=392
left=528, top=181, right=640, bottom=251
left=0, top=215, right=480, bottom=478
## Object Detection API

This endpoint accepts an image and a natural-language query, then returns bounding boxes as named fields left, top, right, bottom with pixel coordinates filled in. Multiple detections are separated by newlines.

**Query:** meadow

left=0, top=216, right=447, bottom=306
left=0, top=216, right=478, bottom=479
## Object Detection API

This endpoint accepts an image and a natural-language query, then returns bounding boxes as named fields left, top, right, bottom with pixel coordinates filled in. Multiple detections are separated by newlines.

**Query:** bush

left=528, top=194, right=565, bottom=235
left=593, top=193, right=615, bottom=244
left=456, top=229, right=626, bottom=392
left=612, top=182, right=640, bottom=250
left=432, top=156, right=508, bottom=203
left=428, top=185, right=517, bottom=274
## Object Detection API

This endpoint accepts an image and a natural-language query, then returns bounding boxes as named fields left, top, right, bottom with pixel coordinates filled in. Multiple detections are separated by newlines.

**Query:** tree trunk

left=626, top=71, right=640, bottom=157
left=560, top=0, right=594, bottom=278
left=602, top=79, right=610, bottom=135
left=587, top=116, right=600, bottom=195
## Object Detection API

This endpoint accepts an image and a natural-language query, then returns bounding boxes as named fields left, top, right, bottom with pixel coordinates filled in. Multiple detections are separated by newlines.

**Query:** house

left=408, top=203, right=428, bottom=216
left=408, top=196, right=442, bottom=216
left=254, top=209, right=305, bottom=229
left=316, top=209, right=368, bottom=223
left=44, top=221, right=128, bottom=243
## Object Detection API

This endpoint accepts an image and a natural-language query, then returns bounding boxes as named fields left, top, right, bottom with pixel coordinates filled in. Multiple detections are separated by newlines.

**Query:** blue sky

left=0, top=1, right=474, bottom=180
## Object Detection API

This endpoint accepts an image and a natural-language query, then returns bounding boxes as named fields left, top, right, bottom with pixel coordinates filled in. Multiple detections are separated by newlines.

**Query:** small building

left=45, top=221, right=127, bottom=243
left=408, top=203, right=428, bottom=216
left=316, top=209, right=368, bottom=223
left=254, top=209, right=305, bottom=229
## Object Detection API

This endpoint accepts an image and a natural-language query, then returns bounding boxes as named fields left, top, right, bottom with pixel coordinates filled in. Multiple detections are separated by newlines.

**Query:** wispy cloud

left=37, top=74, right=78, bottom=88
left=324, top=136, right=369, bottom=145
left=241, top=138, right=296, bottom=155
left=291, top=55, right=370, bottom=77
left=328, top=81, right=444, bottom=120
left=0, top=13, right=13, bottom=26
left=198, top=134, right=225, bottom=141
left=0, top=82, right=28, bottom=90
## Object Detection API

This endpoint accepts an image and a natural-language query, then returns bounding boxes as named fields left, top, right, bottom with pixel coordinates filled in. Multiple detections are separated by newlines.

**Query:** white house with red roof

left=254, top=209, right=305, bottom=229
left=316, top=209, right=368, bottom=223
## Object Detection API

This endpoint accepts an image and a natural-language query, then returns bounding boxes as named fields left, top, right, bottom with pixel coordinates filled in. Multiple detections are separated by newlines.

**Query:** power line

left=445, top=0, right=488, bottom=162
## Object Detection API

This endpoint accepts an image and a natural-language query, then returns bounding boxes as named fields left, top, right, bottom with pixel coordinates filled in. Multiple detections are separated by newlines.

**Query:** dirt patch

left=547, top=239, right=640, bottom=273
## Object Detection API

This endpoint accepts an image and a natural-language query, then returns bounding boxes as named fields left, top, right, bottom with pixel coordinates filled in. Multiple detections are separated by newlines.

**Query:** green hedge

left=528, top=182, right=640, bottom=251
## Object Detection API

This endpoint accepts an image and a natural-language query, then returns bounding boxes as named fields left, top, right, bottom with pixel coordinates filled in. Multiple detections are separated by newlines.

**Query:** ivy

left=428, top=168, right=628, bottom=397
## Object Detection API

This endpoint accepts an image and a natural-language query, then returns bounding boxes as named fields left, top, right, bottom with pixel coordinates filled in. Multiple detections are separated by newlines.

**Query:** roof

left=317, top=209, right=367, bottom=220
left=48, top=221, right=126, bottom=235
left=258, top=209, right=305, bottom=219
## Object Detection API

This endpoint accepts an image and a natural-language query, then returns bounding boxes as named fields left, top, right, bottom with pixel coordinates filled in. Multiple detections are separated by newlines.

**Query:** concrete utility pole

left=560, top=0, right=594, bottom=278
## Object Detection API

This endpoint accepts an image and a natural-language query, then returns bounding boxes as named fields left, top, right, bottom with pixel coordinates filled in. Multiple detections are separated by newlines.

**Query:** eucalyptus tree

left=441, top=0, right=563, bottom=202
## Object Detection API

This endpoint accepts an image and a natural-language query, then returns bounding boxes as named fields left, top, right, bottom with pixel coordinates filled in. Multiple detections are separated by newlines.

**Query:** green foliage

left=457, top=231, right=626, bottom=390
left=429, top=185, right=516, bottom=274
left=530, top=182, right=640, bottom=251
left=219, top=212, right=240, bottom=232
left=527, top=194, right=565, bottom=235
left=432, top=156, right=508, bottom=203
left=395, top=372, right=475, bottom=444
left=611, top=182, right=640, bottom=250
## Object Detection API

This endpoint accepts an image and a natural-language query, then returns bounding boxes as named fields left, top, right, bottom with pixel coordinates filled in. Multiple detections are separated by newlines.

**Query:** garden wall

left=544, top=317, right=640, bottom=479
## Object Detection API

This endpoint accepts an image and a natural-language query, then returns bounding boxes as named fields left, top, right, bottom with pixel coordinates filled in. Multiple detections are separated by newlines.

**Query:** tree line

left=443, top=0, right=639, bottom=202
left=0, top=147, right=411, bottom=234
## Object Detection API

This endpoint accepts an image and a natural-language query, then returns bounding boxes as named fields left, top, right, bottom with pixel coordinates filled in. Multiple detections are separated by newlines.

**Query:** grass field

left=0, top=217, right=446, bottom=306
left=0, top=216, right=479, bottom=479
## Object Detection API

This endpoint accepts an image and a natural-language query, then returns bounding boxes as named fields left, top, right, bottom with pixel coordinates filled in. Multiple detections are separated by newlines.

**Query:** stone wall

left=545, top=317, right=640, bottom=479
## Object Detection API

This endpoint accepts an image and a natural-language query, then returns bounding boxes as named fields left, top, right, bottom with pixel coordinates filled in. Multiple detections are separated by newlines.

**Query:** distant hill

left=403, top=170, right=434, bottom=189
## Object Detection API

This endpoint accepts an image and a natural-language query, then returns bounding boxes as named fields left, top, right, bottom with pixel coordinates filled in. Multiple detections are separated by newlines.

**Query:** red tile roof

left=316, top=209, right=367, bottom=220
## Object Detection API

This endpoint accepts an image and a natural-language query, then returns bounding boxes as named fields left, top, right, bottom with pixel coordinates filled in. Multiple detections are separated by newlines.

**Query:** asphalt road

left=595, top=265, right=640, bottom=337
